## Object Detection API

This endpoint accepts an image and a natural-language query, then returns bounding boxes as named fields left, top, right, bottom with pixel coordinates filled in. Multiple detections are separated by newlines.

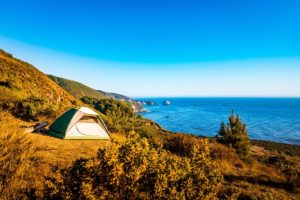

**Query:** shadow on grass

left=224, top=175, right=297, bottom=193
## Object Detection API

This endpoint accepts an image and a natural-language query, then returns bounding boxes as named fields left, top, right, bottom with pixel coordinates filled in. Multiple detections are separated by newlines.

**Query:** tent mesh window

left=78, top=115, right=106, bottom=130
left=79, top=116, right=98, bottom=123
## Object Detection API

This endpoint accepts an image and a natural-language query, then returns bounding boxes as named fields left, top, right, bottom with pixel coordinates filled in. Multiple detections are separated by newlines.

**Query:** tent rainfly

left=47, top=107, right=110, bottom=140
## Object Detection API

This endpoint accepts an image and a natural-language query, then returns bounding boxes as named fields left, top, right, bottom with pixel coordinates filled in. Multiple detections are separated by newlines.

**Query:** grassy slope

left=48, top=75, right=108, bottom=100
left=48, top=75, right=131, bottom=100
left=0, top=50, right=80, bottom=119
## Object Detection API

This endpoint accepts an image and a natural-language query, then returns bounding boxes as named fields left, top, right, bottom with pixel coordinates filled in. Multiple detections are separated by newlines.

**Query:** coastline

left=144, top=117, right=300, bottom=156
left=135, top=97, right=300, bottom=146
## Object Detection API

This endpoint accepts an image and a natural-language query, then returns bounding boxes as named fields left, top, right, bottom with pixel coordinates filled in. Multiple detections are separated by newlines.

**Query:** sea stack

left=162, top=100, right=171, bottom=105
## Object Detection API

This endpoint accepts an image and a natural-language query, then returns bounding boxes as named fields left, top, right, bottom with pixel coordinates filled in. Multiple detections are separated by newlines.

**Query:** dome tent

left=47, top=107, right=110, bottom=140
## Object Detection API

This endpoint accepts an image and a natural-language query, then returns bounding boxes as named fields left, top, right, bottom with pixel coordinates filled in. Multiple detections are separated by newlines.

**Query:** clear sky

left=0, top=0, right=300, bottom=97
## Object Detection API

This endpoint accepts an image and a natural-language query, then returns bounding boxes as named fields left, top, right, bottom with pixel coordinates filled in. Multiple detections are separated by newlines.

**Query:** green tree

left=218, top=112, right=251, bottom=159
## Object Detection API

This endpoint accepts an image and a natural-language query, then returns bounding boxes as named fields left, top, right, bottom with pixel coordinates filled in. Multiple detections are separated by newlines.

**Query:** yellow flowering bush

left=45, top=132, right=222, bottom=199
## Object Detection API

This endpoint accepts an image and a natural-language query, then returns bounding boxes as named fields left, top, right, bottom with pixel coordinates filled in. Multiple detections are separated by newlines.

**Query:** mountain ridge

left=48, top=75, right=131, bottom=101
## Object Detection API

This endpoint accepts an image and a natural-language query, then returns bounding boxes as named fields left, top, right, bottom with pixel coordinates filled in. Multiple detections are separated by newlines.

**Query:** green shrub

left=44, top=132, right=223, bottom=199
left=218, top=112, right=251, bottom=159
left=12, top=96, right=56, bottom=121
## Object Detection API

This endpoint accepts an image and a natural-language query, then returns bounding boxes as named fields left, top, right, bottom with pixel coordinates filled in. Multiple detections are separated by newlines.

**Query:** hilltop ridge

left=0, top=49, right=80, bottom=121
left=48, top=75, right=131, bottom=101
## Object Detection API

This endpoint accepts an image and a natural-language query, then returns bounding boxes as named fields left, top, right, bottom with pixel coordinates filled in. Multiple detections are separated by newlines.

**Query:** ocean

left=136, top=98, right=300, bottom=145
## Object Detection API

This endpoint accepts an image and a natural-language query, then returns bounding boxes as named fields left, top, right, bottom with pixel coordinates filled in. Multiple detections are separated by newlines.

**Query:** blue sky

left=0, top=0, right=300, bottom=97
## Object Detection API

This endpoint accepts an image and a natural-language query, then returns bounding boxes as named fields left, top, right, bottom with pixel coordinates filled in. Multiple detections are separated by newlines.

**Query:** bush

left=0, top=96, right=57, bottom=121
left=6, top=96, right=57, bottom=121
left=209, top=142, right=239, bottom=161
left=218, top=112, right=251, bottom=159
left=45, top=132, right=223, bottom=199
left=163, top=133, right=201, bottom=156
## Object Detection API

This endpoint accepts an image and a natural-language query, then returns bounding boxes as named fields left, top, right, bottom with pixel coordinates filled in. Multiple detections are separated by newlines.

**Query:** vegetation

left=218, top=112, right=251, bottom=159
left=45, top=132, right=222, bottom=199
left=163, top=133, right=202, bottom=156
left=48, top=75, right=108, bottom=100
left=0, top=50, right=299, bottom=199
left=0, top=49, right=79, bottom=122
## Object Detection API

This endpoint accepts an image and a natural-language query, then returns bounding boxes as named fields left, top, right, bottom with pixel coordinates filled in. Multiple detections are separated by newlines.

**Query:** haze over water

left=138, top=98, right=300, bottom=145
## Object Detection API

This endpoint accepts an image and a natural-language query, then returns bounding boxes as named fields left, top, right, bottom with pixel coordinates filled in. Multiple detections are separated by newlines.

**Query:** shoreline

left=146, top=118, right=300, bottom=156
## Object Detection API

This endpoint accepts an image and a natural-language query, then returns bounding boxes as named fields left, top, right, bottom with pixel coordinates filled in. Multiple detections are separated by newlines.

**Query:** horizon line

left=131, top=96, right=300, bottom=99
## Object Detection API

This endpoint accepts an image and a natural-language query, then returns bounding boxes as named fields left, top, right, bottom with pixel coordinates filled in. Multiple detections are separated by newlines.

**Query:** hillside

left=0, top=49, right=79, bottom=121
left=0, top=49, right=299, bottom=199
left=98, top=90, right=131, bottom=100
left=48, top=75, right=107, bottom=100
left=48, top=75, right=131, bottom=101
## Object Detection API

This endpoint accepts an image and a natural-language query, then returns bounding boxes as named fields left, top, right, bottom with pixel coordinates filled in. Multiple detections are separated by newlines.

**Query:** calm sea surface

left=136, top=98, right=300, bottom=145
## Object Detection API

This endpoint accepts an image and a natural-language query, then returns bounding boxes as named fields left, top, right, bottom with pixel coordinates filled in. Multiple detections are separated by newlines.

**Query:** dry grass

left=0, top=112, right=37, bottom=199
left=28, top=132, right=111, bottom=168
left=0, top=111, right=110, bottom=199
left=210, top=141, right=300, bottom=199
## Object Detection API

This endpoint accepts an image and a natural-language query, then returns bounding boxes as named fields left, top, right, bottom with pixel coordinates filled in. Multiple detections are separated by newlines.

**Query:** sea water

left=136, top=98, right=300, bottom=145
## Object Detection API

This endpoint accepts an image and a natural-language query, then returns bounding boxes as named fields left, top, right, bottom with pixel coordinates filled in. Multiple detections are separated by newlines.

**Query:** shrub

left=209, top=142, right=239, bottom=161
left=7, top=96, right=57, bottom=121
left=163, top=133, right=201, bottom=156
left=218, top=112, right=251, bottom=159
left=45, top=132, right=223, bottom=199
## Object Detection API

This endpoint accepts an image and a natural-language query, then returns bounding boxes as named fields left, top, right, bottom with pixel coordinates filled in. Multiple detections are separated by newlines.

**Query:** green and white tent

left=47, top=107, right=110, bottom=140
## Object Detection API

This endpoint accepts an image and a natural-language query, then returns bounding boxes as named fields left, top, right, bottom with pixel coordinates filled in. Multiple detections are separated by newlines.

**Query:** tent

left=47, top=107, right=110, bottom=140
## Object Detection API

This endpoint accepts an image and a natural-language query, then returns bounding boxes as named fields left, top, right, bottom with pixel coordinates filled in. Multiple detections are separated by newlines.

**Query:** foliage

left=209, top=142, right=239, bottom=161
left=48, top=75, right=108, bottom=100
left=0, top=49, right=79, bottom=121
left=45, top=132, right=223, bottom=199
left=218, top=112, right=251, bottom=159
left=163, top=133, right=202, bottom=156
left=2, top=96, right=57, bottom=121
left=218, top=185, right=241, bottom=200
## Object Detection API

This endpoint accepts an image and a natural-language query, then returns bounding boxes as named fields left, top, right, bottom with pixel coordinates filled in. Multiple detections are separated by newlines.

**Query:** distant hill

left=0, top=49, right=79, bottom=120
left=48, top=75, right=131, bottom=101
left=98, top=90, right=131, bottom=101
left=48, top=75, right=108, bottom=100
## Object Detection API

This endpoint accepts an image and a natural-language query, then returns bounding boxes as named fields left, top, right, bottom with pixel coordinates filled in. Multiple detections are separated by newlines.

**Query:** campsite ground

left=28, top=132, right=111, bottom=168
